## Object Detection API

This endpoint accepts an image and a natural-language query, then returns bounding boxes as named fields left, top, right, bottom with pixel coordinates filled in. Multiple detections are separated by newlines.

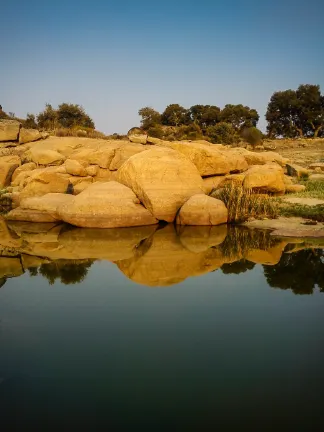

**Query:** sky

left=1, top=0, right=324, bottom=134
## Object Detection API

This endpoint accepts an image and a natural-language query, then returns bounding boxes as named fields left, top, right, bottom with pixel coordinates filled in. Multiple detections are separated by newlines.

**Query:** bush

left=147, top=125, right=164, bottom=138
left=212, top=184, right=278, bottom=223
left=175, top=123, right=203, bottom=140
left=241, top=127, right=263, bottom=149
left=206, top=122, right=237, bottom=144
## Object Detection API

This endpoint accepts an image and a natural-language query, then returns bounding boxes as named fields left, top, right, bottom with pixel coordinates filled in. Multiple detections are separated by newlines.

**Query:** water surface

left=0, top=222, right=324, bottom=430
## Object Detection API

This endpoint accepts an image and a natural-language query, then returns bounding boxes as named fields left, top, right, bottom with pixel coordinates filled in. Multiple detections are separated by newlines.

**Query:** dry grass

left=54, top=128, right=108, bottom=139
left=211, top=184, right=278, bottom=223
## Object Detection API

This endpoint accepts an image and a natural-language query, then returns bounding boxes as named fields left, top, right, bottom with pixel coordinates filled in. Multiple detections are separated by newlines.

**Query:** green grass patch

left=288, top=179, right=324, bottom=199
left=279, top=203, right=324, bottom=222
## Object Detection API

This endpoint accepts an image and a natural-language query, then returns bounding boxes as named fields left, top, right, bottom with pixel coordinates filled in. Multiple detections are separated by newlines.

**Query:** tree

left=24, top=113, right=38, bottom=129
left=57, top=103, right=95, bottom=129
left=220, top=104, right=259, bottom=130
left=296, top=84, right=324, bottom=137
left=175, top=123, right=203, bottom=140
left=138, top=107, right=161, bottom=129
left=189, top=105, right=220, bottom=130
left=161, top=104, right=188, bottom=127
left=266, top=84, right=324, bottom=138
left=37, top=103, right=58, bottom=130
left=206, top=122, right=236, bottom=144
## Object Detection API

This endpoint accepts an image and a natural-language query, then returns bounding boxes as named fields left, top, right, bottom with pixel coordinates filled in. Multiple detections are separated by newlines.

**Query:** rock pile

left=0, top=120, right=306, bottom=228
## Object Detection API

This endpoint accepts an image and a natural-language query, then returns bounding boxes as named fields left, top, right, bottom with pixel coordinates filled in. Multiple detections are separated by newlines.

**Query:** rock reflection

left=0, top=216, right=323, bottom=291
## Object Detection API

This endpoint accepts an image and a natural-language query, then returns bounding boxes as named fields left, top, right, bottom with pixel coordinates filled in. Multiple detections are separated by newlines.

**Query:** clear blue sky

left=2, top=0, right=323, bottom=134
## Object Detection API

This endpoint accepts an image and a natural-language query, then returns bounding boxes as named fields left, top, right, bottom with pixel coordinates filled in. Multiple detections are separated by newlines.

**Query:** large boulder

left=0, top=120, right=20, bottom=142
left=19, top=128, right=42, bottom=144
left=176, top=194, right=228, bottom=226
left=58, top=181, right=158, bottom=228
left=117, top=147, right=206, bottom=222
left=128, top=127, right=147, bottom=144
left=243, top=164, right=286, bottom=194
left=19, top=171, right=70, bottom=201
left=0, top=156, right=21, bottom=188
left=168, top=141, right=248, bottom=176
left=20, top=193, right=74, bottom=219
left=25, top=148, right=66, bottom=165
left=203, top=176, right=226, bottom=194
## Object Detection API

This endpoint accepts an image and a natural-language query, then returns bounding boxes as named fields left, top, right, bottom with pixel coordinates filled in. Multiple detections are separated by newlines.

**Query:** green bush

left=241, top=127, right=263, bottom=148
left=206, top=122, right=237, bottom=144
left=147, top=125, right=164, bottom=138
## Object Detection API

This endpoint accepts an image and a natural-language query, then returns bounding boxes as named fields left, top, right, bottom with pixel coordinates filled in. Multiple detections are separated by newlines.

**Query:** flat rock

left=58, top=181, right=158, bottom=228
left=0, top=120, right=20, bottom=142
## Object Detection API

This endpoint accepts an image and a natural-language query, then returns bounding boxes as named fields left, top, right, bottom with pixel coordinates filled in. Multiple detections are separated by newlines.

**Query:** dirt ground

left=264, top=138, right=324, bottom=166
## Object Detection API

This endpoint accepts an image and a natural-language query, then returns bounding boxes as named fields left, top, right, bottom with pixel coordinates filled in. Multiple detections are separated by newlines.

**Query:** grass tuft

left=211, top=184, right=278, bottom=223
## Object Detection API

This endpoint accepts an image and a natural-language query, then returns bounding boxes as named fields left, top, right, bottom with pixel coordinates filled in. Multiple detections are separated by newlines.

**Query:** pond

left=0, top=222, right=324, bottom=430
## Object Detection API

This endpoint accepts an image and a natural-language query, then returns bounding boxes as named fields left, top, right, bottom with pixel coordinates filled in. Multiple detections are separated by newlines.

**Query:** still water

left=0, top=222, right=324, bottom=430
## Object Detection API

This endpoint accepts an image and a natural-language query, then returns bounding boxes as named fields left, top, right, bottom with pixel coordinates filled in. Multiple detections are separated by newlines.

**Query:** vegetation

left=37, top=103, right=95, bottom=130
left=266, top=84, right=324, bottom=138
left=28, top=259, right=94, bottom=285
left=212, top=184, right=278, bottom=223
left=279, top=203, right=324, bottom=222
left=138, top=102, right=260, bottom=144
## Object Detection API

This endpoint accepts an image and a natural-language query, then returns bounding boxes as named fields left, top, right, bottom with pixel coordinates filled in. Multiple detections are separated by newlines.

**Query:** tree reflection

left=221, top=260, right=255, bottom=275
left=28, top=260, right=94, bottom=285
left=263, top=249, right=324, bottom=295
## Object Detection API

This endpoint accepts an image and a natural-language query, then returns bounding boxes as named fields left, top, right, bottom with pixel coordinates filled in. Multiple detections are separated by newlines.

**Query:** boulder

left=20, top=193, right=74, bottom=219
left=229, top=148, right=288, bottom=167
left=117, top=147, right=206, bottom=222
left=168, top=141, right=248, bottom=176
left=69, top=146, right=116, bottom=168
left=109, top=143, right=146, bottom=170
left=285, top=184, right=306, bottom=193
left=65, top=159, right=88, bottom=176
left=0, top=156, right=21, bottom=188
left=12, top=162, right=37, bottom=182
left=286, top=164, right=308, bottom=178
left=5, top=207, right=57, bottom=223
left=93, top=168, right=117, bottom=182
left=243, top=164, right=286, bottom=194
left=19, top=128, right=42, bottom=144
left=309, top=162, right=324, bottom=172
left=0, top=120, right=20, bottom=142
left=85, top=165, right=99, bottom=176
left=68, top=176, right=93, bottom=194
left=19, top=171, right=70, bottom=201
left=26, top=148, right=66, bottom=165
left=309, top=174, right=324, bottom=181
left=128, top=128, right=147, bottom=145
left=223, top=173, right=245, bottom=187
left=203, top=176, right=226, bottom=194
left=176, top=194, right=228, bottom=226
left=58, top=181, right=158, bottom=228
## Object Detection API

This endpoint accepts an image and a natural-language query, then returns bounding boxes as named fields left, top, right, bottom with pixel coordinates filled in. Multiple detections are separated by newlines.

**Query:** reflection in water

left=264, top=249, right=324, bottom=295
left=28, top=259, right=94, bottom=285
left=0, top=218, right=323, bottom=293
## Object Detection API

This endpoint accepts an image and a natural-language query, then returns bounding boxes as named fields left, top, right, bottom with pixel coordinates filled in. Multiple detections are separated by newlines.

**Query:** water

left=0, top=222, right=324, bottom=430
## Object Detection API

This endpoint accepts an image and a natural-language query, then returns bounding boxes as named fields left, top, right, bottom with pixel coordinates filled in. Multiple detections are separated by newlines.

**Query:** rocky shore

left=1, top=120, right=316, bottom=230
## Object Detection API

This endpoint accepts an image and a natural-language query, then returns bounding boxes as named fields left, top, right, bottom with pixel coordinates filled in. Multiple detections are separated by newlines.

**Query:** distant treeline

left=138, top=84, right=324, bottom=143
left=1, top=84, right=323, bottom=144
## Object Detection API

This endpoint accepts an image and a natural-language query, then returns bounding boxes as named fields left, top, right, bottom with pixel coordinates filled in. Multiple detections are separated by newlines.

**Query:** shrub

left=206, top=122, right=237, bottom=144
left=212, top=184, right=278, bottom=223
left=147, top=125, right=164, bottom=138
left=241, top=127, right=263, bottom=149
left=175, top=123, right=203, bottom=140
